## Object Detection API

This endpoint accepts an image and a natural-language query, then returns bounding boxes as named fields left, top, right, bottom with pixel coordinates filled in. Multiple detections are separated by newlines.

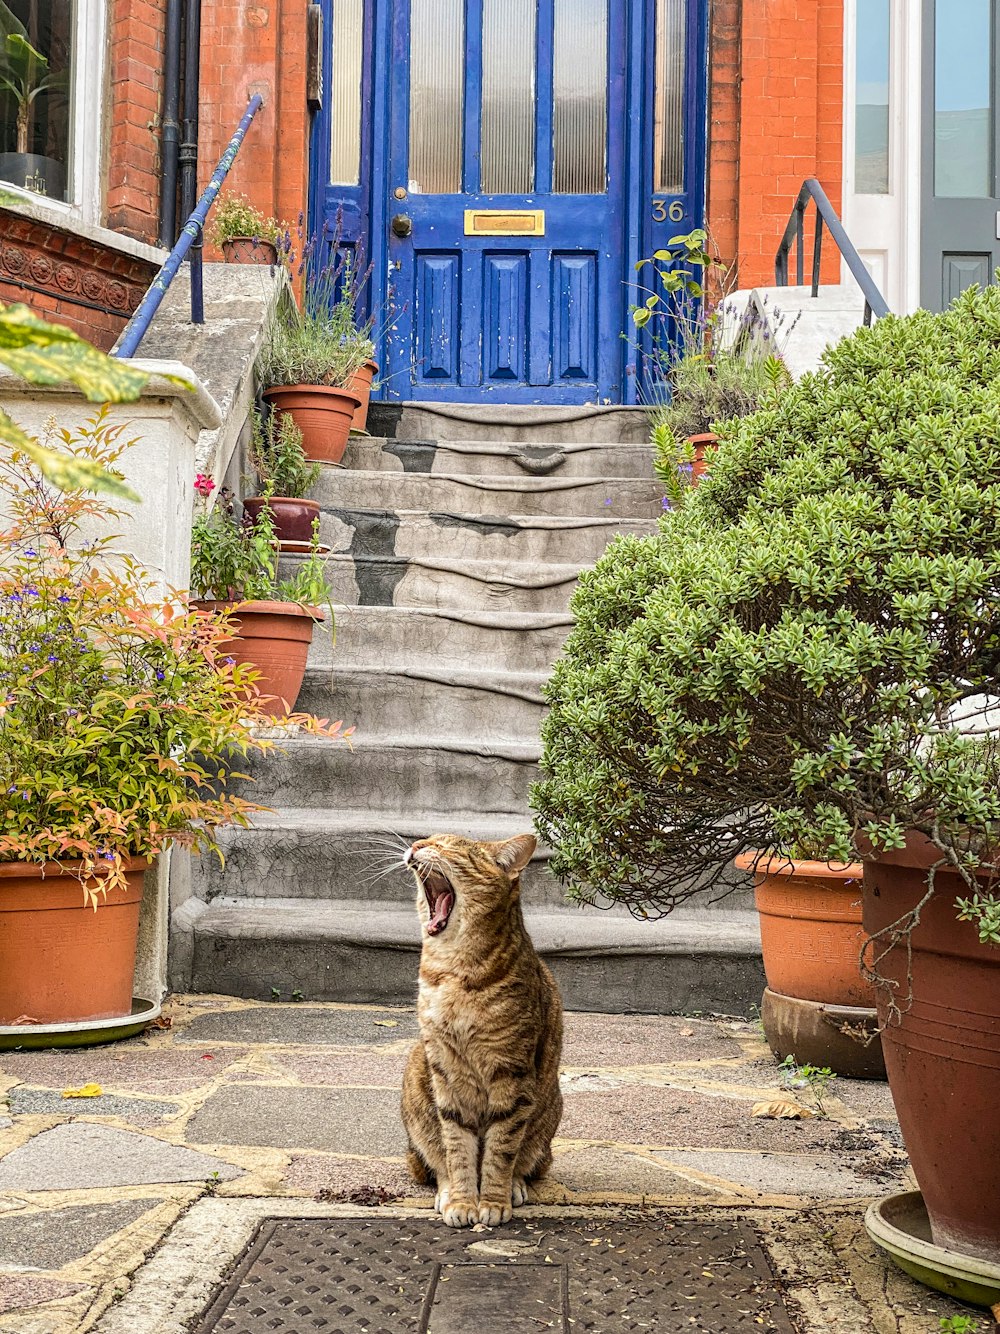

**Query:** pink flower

left=194, top=473, right=216, bottom=498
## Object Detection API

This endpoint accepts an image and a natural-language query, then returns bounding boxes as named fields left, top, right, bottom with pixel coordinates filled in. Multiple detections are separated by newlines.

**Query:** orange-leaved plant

left=0, top=410, right=348, bottom=906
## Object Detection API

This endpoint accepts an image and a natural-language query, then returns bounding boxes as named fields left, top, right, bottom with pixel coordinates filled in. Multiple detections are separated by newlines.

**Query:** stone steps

left=311, top=552, right=581, bottom=612
left=341, top=438, right=657, bottom=479
left=367, top=402, right=649, bottom=444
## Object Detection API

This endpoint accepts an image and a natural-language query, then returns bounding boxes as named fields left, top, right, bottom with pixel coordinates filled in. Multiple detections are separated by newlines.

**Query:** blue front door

left=311, top=1, right=707, bottom=405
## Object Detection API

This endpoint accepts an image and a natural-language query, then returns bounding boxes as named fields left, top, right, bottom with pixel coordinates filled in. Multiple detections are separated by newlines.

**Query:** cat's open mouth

left=421, top=868, right=455, bottom=937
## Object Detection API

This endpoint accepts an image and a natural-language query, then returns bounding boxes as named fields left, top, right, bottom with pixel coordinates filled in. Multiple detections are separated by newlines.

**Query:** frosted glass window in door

left=329, top=0, right=363, bottom=185
left=480, top=0, right=536, bottom=194
left=409, top=0, right=464, bottom=193
left=934, top=0, right=993, bottom=198
left=654, top=0, right=686, bottom=194
left=855, top=0, right=890, bottom=193
left=553, top=0, right=608, bottom=194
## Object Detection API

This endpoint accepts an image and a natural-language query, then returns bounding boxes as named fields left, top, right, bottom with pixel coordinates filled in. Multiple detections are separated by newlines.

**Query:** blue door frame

left=309, top=1, right=708, bottom=406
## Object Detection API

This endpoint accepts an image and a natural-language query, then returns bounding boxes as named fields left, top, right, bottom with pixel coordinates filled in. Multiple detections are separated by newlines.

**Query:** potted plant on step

left=244, top=406, right=322, bottom=552
left=0, top=417, right=343, bottom=1040
left=0, top=0, right=67, bottom=198
left=191, top=476, right=332, bottom=716
left=534, top=282, right=1000, bottom=1280
left=259, top=228, right=373, bottom=461
left=209, top=191, right=283, bottom=265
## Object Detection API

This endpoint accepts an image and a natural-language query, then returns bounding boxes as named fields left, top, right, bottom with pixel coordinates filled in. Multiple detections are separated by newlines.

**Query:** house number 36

left=652, top=199, right=685, bottom=223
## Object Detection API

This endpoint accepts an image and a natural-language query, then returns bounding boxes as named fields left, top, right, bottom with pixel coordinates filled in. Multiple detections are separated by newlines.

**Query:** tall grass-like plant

left=248, top=408, right=319, bottom=499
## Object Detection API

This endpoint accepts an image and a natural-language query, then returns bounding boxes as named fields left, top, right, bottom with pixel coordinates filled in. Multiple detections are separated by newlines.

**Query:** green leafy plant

left=532, top=282, right=1000, bottom=973
left=0, top=1, right=67, bottom=155
left=778, top=1056, right=837, bottom=1117
left=0, top=416, right=344, bottom=902
left=248, top=407, right=319, bottom=499
left=939, top=1317, right=981, bottom=1333
left=208, top=192, right=283, bottom=248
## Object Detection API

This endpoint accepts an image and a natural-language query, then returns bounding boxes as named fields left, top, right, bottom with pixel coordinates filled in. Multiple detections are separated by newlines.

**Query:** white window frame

left=1, top=0, right=107, bottom=224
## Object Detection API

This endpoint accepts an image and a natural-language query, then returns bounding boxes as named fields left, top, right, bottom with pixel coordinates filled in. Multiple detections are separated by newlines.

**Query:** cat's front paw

left=442, top=1196, right=480, bottom=1228
left=478, top=1198, right=513, bottom=1226
left=511, top=1178, right=528, bottom=1207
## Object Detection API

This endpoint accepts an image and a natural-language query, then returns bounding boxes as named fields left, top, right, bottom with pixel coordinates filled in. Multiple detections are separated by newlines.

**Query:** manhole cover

left=191, top=1214, right=797, bottom=1333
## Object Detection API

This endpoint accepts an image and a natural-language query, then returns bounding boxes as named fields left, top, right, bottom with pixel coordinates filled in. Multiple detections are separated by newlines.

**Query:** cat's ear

left=494, top=834, right=536, bottom=878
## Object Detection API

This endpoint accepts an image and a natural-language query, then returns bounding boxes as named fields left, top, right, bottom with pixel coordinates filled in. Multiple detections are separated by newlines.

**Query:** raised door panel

left=483, top=253, right=529, bottom=382
left=551, top=253, right=597, bottom=381
left=415, top=255, right=461, bottom=382
left=942, top=253, right=992, bottom=305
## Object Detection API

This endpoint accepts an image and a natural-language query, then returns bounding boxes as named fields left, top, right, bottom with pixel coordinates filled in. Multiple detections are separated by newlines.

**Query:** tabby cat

left=400, top=832, right=563, bottom=1228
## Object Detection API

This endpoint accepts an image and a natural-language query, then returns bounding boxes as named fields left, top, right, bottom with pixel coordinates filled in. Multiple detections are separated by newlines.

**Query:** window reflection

left=0, top=0, right=72, bottom=201
left=854, top=0, right=890, bottom=193
left=935, top=0, right=993, bottom=198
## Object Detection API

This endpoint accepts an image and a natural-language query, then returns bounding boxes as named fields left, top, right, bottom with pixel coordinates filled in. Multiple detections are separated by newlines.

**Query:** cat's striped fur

left=400, top=832, right=563, bottom=1228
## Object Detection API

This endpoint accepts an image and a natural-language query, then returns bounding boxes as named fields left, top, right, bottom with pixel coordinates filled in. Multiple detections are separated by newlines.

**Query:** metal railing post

left=811, top=215, right=823, bottom=299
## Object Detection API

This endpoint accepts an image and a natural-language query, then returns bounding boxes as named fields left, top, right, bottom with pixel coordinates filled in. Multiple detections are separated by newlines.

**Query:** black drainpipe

left=178, top=0, right=202, bottom=223
left=158, top=0, right=183, bottom=246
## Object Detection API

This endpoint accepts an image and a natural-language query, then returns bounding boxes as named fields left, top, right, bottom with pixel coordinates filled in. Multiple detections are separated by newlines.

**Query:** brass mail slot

left=464, top=209, right=545, bottom=237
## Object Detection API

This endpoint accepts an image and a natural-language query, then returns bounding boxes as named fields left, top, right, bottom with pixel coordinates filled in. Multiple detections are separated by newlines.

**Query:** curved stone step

left=234, top=736, right=540, bottom=814
left=296, top=665, right=547, bottom=740
left=314, top=470, right=665, bottom=519
left=306, top=605, right=572, bottom=674
left=179, top=896, right=764, bottom=1015
left=318, top=506, right=655, bottom=567
left=368, top=401, right=650, bottom=444
left=340, top=438, right=656, bottom=480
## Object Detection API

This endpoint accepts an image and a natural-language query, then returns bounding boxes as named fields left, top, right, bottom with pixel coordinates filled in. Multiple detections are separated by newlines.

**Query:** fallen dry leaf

left=751, top=1098, right=815, bottom=1120
left=151, top=1015, right=172, bottom=1029
left=373, top=1020, right=398, bottom=1028
left=62, top=1083, right=102, bottom=1099
left=679, top=1028, right=695, bottom=1037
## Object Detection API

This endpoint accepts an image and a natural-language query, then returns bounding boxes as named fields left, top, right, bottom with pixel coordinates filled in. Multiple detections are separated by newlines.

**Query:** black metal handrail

left=114, top=93, right=264, bottom=360
left=775, top=178, right=890, bottom=327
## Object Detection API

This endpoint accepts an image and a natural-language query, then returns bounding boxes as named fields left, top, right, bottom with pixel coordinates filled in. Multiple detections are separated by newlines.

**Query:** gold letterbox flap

left=464, top=210, right=545, bottom=237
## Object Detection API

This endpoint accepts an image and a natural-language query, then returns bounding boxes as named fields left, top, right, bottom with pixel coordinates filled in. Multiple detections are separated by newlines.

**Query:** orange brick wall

left=197, top=0, right=310, bottom=256
left=707, top=0, right=844, bottom=290
left=107, top=0, right=167, bottom=244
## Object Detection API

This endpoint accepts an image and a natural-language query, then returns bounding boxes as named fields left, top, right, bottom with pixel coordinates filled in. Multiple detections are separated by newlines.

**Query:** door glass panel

left=854, top=0, right=890, bottom=193
left=553, top=0, right=608, bottom=194
left=0, top=0, right=74, bottom=201
left=409, top=0, right=464, bottom=193
left=934, top=0, right=993, bottom=198
left=481, top=0, right=536, bottom=194
left=654, top=0, right=686, bottom=194
left=329, top=0, right=363, bottom=185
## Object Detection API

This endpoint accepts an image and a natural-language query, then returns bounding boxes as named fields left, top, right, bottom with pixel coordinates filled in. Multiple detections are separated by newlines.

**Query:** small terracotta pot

left=738, top=854, right=872, bottom=1007
left=195, top=599, right=321, bottom=717
left=345, top=360, right=379, bottom=433
left=688, top=432, right=719, bottom=485
left=0, top=859, right=145, bottom=1024
left=221, top=237, right=278, bottom=265
left=864, top=834, right=1000, bottom=1262
left=263, top=385, right=362, bottom=465
left=243, top=496, right=321, bottom=551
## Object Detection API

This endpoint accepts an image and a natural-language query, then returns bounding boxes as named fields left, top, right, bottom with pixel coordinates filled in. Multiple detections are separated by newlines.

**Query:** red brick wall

left=107, top=0, right=167, bottom=244
left=198, top=0, right=310, bottom=257
left=707, top=0, right=844, bottom=290
left=0, top=209, right=157, bottom=350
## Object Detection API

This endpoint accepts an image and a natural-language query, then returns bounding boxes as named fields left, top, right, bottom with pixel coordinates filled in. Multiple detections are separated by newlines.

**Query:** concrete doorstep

left=0, top=995, right=988, bottom=1333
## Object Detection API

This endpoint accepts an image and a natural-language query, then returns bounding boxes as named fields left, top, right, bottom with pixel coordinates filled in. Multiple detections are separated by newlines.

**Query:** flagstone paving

left=0, top=994, right=992, bottom=1333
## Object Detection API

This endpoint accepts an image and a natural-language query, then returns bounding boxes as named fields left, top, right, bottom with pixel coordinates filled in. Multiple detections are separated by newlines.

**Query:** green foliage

left=533, top=282, right=1000, bottom=945
left=631, top=230, right=713, bottom=330
left=208, top=192, right=283, bottom=248
left=248, top=407, right=319, bottom=499
left=778, top=1056, right=836, bottom=1117
left=939, top=1318, right=981, bottom=1333
left=0, top=1, right=67, bottom=153
left=0, top=417, right=345, bottom=900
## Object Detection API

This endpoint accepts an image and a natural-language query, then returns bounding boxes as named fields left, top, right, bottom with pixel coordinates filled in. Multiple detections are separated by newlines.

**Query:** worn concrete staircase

left=174, top=404, right=763, bottom=1014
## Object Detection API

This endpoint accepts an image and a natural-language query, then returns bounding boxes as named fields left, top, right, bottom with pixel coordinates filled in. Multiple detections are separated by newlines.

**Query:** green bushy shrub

left=532, top=284, right=1000, bottom=937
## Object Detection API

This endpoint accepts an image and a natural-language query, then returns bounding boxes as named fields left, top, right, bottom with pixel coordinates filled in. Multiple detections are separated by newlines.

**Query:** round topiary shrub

left=531, top=283, right=1000, bottom=931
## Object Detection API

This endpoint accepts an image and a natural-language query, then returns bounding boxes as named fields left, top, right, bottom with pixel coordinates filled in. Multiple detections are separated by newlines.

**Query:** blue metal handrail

left=775, top=178, right=890, bottom=327
left=115, top=94, right=265, bottom=360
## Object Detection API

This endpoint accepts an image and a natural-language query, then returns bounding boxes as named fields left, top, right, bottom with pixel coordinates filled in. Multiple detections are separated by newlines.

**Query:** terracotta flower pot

left=263, top=385, right=361, bottom=465
left=221, top=237, right=278, bottom=265
left=0, top=859, right=145, bottom=1025
left=195, top=599, right=321, bottom=717
left=345, top=360, right=379, bottom=433
left=688, top=431, right=719, bottom=485
left=863, top=834, right=1000, bottom=1262
left=242, top=497, right=322, bottom=552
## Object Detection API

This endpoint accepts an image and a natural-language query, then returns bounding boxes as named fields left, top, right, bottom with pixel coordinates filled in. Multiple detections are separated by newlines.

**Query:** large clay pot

left=345, top=360, right=379, bottom=433
left=242, top=496, right=322, bottom=551
left=195, top=599, right=320, bottom=717
left=864, top=833, right=1000, bottom=1262
left=263, top=385, right=361, bottom=465
left=221, top=237, right=278, bottom=265
left=0, top=860, right=145, bottom=1024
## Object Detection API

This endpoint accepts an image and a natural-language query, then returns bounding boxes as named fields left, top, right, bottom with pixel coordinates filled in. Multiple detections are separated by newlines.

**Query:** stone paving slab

left=7, top=1089, right=182, bottom=1123
left=0, top=1047, right=245, bottom=1094
left=654, top=1148, right=910, bottom=1198
left=0, top=1200, right=156, bottom=1270
left=281, top=1153, right=414, bottom=1199
left=266, top=1048, right=411, bottom=1087
left=177, top=1005, right=419, bottom=1046
left=0, top=1124, right=244, bottom=1192
left=560, top=1012, right=743, bottom=1066
left=186, top=1086, right=407, bottom=1156
left=0, top=1274, right=88, bottom=1314
left=548, top=1146, right=716, bottom=1197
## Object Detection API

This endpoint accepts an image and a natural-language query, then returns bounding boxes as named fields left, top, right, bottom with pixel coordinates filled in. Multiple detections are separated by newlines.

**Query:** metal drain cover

left=192, top=1214, right=796, bottom=1333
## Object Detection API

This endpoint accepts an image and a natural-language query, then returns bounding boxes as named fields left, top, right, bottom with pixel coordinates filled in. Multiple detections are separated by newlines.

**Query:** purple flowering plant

left=0, top=412, right=346, bottom=905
